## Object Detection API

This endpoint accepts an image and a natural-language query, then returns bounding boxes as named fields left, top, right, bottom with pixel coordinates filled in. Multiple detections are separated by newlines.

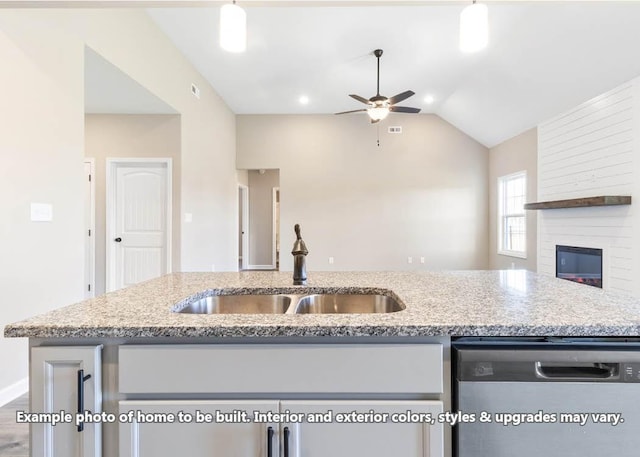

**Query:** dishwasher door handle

left=535, top=362, right=619, bottom=380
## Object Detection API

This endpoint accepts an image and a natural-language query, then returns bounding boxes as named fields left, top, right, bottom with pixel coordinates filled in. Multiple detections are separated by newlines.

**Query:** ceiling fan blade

left=390, top=106, right=421, bottom=114
left=349, top=94, right=372, bottom=105
left=388, top=90, right=415, bottom=105
left=335, top=109, right=368, bottom=115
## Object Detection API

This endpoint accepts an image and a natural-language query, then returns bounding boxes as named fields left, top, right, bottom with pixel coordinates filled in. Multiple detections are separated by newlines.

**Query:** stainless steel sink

left=175, top=292, right=405, bottom=314
left=177, top=294, right=292, bottom=314
left=293, top=294, right=405, bottom=314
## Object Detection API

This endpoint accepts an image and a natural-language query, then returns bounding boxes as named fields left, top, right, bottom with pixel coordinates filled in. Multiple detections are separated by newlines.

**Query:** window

left=498, top=171, right=526, bottom=258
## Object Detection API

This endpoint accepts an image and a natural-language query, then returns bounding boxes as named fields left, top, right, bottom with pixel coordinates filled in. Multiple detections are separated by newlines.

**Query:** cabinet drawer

left=119, top=344, right=442, bottom=394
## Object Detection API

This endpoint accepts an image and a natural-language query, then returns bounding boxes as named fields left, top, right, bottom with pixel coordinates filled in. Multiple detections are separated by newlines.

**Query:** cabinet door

left=120, top=400, right=279, bottom=457
left=31, top=345, right=102, bottom=457
left=281, top=400, right=444, bottom=457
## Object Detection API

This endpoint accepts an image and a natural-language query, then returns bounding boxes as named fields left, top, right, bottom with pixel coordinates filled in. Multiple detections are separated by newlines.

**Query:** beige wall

left=488, top=127, right=538, bottom=271
left=0, top=15, right=85, bottom=393
left=69, top=10, right=238, bottom=273
left=237, top=169, right=249, bottom=187
left=85, top=114, right=181, bottom=295
left=237, top=114, right=489, bottom=272
left=0, top=9, right=237, bottom=400
left=247, top=170, right=280, bottom=267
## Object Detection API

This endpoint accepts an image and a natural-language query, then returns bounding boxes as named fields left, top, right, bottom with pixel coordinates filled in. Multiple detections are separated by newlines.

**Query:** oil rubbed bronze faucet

left=292, top=224, right=308, bottom=285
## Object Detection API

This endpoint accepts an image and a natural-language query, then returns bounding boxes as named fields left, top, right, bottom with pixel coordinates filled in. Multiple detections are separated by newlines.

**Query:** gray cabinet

left=119, top=400, right=279, bottom=457
left=118, top=344, right=443, bottom=395
left=282, top=400, right=444, bottom=457
left=31, top=345, right=102, bottom=457
left=119, top=400, right=443, bottom=457
left=116, top=343, right=445, bottom=457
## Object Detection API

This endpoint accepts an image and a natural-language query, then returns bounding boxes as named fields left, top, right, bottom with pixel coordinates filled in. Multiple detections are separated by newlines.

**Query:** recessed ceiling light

left=299, top=95, right=310, bottom=105
left=424, top=95, right=435, bottom=104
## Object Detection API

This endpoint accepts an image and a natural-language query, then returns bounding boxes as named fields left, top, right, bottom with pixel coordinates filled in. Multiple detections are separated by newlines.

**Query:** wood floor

left=0, top=394, right=28, bottom=457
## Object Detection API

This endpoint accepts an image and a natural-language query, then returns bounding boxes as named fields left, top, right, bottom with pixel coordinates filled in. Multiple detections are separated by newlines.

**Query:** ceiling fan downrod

left=374, top=49, right=383, bottom=97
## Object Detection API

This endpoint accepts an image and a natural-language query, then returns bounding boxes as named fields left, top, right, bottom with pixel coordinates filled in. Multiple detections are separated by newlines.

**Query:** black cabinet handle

left=76, top=369, right=92, bottom=432
left=114, top=237, right=122, bottom=242
left=283, top=426, right=290, bottom=457
left=267, top=426, right=274, bottom=457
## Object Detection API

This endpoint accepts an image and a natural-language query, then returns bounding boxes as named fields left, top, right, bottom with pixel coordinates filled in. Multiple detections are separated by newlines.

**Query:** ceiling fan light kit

left=368, top=106, right=390, bottom=121
left=459, top=1, right=489, bottom=53
left=220, top=1, right=247, bottom=53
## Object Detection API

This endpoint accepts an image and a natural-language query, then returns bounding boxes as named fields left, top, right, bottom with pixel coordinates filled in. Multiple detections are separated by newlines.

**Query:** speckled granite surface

left=4, top=271, right=640, bottom=338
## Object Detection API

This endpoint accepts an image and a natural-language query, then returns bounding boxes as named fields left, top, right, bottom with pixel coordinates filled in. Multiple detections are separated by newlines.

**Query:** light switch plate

left=185, top=213, right=193, bottom=223
left=30, top=203, right=53, bottom=222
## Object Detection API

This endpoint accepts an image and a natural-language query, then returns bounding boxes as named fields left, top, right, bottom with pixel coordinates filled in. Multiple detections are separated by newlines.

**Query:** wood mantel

left=524, top=196, right=632, bottom=210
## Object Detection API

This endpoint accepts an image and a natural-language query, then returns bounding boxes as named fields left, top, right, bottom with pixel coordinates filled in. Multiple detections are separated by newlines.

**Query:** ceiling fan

left=336, top=49, right=421, bottom=123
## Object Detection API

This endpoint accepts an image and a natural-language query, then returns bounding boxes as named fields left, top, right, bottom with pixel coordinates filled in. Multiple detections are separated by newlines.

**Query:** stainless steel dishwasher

left=453, top=338, right=640, bottom=457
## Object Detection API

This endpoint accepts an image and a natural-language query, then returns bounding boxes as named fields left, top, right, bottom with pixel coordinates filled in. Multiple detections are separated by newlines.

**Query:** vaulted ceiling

left=147, top=3, right=640, bottom=147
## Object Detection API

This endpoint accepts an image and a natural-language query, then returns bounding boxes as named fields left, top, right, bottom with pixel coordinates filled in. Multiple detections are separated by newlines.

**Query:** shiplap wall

left=537, top=77, right=640, bottom=296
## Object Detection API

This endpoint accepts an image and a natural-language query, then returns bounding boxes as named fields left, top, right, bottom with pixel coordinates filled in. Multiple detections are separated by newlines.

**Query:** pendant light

left=220, top=1, right=246, bottom=53
left=459, top=0, right=488, bottom=53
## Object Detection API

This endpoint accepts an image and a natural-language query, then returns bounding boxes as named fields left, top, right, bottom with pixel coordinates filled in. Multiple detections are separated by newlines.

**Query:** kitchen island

left=5, top=270, right=640, bottom=457
left=6, top=270, right=640, bottom=338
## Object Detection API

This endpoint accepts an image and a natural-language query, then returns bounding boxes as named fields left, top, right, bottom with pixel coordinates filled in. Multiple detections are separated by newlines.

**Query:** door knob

left=114, top=237, right=122, bottom=242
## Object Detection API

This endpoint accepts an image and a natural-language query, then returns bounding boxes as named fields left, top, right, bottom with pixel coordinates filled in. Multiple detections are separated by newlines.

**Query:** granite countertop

left=4, top=270, right=640, bottom=338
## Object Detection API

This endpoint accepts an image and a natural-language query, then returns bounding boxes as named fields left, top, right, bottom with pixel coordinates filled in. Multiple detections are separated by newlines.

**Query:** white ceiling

left=85, top=47, right=177, bottom=114
left=147, top=3, right=640, bottom=147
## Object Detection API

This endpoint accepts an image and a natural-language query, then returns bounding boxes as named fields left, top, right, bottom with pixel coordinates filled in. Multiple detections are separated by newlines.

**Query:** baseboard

left=247, top=264, right=276, bottom=270
left=0, top=377, right=28, bottom=407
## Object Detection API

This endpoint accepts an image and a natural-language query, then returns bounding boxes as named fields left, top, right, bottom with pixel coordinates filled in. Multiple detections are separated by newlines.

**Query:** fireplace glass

left=556, top=245, right=602, bottom=288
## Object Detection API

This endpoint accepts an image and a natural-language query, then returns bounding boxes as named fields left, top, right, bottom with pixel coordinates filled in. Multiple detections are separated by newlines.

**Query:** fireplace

left=556, top=245, right=602, bottom=288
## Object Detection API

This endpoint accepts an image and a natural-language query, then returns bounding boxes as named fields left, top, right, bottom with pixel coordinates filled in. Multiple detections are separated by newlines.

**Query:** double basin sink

left=174, top=292, right=405, bottom=315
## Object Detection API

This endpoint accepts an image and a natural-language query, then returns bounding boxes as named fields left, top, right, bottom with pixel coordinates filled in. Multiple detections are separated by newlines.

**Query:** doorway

left=241, top=169, right=280, bottom=270
left=106, top=158, right=172, bottom=292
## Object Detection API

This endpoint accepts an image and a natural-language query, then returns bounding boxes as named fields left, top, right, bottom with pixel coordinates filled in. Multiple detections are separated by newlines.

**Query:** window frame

left=497, top=170, right=527, bottom=259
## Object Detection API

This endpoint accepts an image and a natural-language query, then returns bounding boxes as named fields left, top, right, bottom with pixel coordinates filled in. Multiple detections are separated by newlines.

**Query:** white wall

left=237, top=114, right=489, bottom=272
left=537, top=77, right=639, bottom=296
left=489, top=128, right=538, bottom=271
left=85, top=114, right=181, bottom=295
left=247, top=169, right=279, bottom=267
left=0, top=15, right=85, bottom=395
left=0, top=9, right=238, bottom=397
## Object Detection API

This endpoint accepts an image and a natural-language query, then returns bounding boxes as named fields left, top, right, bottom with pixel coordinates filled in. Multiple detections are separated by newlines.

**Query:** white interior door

left=108, top=161, right=170, bottom=292
left=239, top=185, right=249, bottom=270
left=273, top=187, right=280, bottom=270
left=84, top=160, right=95, bottom=298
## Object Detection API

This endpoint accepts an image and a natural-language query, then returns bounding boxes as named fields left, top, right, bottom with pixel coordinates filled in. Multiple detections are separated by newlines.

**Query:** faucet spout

left=292, top=224, right=308, bottom=285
